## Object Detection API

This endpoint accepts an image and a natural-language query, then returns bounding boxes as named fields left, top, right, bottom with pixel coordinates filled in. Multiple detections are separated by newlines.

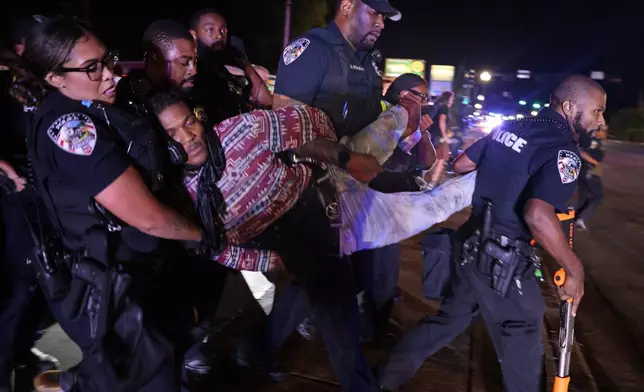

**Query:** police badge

left=194, top=106, right=207, bottom=123
left=557, top=150, right=581, bottom=184
left=282, top=38, right=310, bottom=66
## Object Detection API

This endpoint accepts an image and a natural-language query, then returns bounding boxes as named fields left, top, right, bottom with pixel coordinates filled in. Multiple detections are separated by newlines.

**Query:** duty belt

left=461, top=222, right=540, bottom=297
left=287, top=152, right=342, bottom=229
left=310, top=164, right=342, bottom=229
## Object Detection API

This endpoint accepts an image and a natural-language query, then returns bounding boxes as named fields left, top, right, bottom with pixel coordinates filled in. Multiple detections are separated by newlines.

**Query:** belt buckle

left=325, top=202, right=342, bottom=228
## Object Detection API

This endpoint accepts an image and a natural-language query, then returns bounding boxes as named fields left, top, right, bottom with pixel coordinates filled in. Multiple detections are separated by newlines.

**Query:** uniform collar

left=325, top=21, right=372, bottom=61
left=326, top=21, right=349, bottom=46
left=538, top=107, right=575, bottom=138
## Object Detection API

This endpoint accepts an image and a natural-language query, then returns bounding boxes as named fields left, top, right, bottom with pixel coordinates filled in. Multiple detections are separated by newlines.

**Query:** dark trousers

left=378, top=261, right=545, bottom=392
left=45, top=274, right=181, bottom=392
left=243, top=185, right=376, bottom=392
left=0, top=192, right=50, bottom=386
left=577, top=170, right=603, bottom=221
left=353, top=244, right=400, bottom=341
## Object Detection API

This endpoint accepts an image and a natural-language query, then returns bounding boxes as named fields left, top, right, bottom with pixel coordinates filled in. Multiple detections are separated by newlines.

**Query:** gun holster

left=31, top=235, right=72, bottom=300
left=60, top=226, right=113, bottom=340
left=462, top=199, right=535, bottom=297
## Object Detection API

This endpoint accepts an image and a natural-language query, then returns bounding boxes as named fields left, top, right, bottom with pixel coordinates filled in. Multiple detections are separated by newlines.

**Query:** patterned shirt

left=184, top=105, right=336, bottom=271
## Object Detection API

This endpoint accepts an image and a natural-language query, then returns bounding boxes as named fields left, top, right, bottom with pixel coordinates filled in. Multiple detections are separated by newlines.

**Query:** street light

left=519, top=100, right=527, bottom=106
left=480, top=71, right=492, bottom=82
left=477, top=94, right=485, bottom=101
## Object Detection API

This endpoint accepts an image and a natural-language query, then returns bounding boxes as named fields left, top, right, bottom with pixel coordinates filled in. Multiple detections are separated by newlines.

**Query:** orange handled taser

left=553, top=269, right=575, bottom=392
left=553, top=205, right=576, bottom=392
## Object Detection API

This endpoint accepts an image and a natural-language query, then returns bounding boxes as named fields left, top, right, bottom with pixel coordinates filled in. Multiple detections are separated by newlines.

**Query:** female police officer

left=12, top=18, right=208, bottom=392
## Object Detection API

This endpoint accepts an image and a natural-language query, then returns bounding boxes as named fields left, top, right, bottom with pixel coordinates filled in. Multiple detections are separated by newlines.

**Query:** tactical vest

left=307, top=31, right=383, bottom=140
left=29, top=93, right=166, bottom=255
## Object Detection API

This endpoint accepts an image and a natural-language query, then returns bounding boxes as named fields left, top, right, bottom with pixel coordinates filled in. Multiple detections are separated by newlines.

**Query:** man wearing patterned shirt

left=149, top=92, right=383, bottom=270
left=149, top=92, right=476, bottom=390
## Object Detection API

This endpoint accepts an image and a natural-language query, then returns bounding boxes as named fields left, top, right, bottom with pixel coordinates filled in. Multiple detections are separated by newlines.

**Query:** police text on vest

left=491, top=129, right=528, bottom=153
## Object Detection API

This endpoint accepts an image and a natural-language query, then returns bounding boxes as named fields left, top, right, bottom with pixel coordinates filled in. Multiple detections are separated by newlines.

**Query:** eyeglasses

left=55, top=51, right=119, bottom=82
left=407, top=89, right=429, bottom=104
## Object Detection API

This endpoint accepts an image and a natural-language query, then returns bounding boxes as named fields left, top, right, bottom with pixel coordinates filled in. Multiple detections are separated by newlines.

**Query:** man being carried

left=148, top=92, right=475, bottom=271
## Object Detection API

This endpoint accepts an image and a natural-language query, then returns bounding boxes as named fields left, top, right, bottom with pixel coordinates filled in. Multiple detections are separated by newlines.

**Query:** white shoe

left=575, top=219, right=589, bottom=231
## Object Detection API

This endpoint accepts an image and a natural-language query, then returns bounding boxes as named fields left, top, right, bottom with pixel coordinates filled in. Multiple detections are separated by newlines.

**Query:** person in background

left=427, top=90, right=455, bottom=189
left=0, top=15, right=60, bottom=392
left=189, top=8, right=272, bottom=123
left=576, top=125, right=607, bottom=230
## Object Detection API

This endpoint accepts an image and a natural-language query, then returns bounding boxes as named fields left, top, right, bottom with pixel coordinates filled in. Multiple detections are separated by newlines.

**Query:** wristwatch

left=338, top=148, right=352, bottom=170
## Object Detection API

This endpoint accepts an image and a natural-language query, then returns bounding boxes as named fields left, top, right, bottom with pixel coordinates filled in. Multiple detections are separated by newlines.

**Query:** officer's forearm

left=272, top=94, right=306, bottom=109
left=296, top=139, right=344, bottom=166
left=453, top=153, right=476, bottom=174
left=95, top=167, right=202, bottom=242
left=140, top=208, right=202, bottom=241
left=524, top=199, right=583, bottom=278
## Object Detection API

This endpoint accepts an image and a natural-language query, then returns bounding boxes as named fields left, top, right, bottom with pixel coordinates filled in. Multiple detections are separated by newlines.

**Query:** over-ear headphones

left=167, top=137, right=189, bottom=166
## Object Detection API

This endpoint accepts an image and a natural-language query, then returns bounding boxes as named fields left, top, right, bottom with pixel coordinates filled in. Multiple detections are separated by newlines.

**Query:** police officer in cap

left=14, top=18, right=212, bottom=392
left=376, top=75, right=604, bottom=392
left=0, top=15, right=60, bottom=392
left=275, top=0, right=422, bottom=351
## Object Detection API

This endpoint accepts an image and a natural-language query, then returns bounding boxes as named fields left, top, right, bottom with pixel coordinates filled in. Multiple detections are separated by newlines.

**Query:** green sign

left=384, top=58, right=426, bottom=78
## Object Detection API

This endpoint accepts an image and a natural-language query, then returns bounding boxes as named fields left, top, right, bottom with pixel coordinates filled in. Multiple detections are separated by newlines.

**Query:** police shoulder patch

left=557, top=150, right=581, bottom=184
left=47, top=113, right=97, bottom=156
left=283, top=38, right=311, bottom=66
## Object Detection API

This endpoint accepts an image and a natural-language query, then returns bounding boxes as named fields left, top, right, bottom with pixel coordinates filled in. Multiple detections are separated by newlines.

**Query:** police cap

left=363, top=0, right=401, bottom=21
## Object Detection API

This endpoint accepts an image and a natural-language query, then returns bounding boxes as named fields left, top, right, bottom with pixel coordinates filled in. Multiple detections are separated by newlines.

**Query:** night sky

left=5, top=0, right=644, bottom=107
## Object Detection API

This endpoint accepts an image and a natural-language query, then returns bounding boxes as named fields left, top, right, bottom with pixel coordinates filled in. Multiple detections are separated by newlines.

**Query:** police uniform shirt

left=465, top=107, right=582, bottom=240
left=30, top=91, right=130, bottom=250
left=275, top=21, right=383, bottom=139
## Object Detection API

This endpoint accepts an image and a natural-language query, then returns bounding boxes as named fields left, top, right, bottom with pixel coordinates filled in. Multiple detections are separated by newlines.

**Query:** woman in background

left=427, top=91, right=455, bottom=189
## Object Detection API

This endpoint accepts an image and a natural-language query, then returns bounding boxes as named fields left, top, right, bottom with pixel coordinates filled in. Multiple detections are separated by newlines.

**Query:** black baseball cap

left=363, top=0, right=401, bottom=21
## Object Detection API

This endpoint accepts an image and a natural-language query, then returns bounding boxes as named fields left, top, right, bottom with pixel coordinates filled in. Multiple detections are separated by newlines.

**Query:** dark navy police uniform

left=275, top=21, right=383, bottom=140
left=378, top=107, right=581, bottom=392
left=28, top=91, right=181, bottom=392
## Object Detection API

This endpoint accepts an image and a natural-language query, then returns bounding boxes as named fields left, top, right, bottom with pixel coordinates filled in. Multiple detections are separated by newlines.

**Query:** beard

left=572, top=111, right=601, bottom=140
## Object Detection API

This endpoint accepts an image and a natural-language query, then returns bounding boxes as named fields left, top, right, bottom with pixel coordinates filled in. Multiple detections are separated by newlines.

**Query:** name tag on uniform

left=349, top=64, right=365, bottom=72
left=491, top=129, right=528, bottom=153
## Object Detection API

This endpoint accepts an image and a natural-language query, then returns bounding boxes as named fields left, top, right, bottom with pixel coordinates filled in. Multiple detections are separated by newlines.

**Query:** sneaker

left=296, top=318, right=315, bottom=340
left=575, top=219, right=589, bottom=231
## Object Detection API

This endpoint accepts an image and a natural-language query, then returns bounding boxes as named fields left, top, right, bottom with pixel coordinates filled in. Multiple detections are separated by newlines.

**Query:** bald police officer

left=377, top=75, right=604, bottom=392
